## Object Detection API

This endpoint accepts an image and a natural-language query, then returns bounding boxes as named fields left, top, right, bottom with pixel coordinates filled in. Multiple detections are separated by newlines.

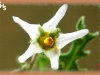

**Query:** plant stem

left=27, top=54, right=38, bottom=70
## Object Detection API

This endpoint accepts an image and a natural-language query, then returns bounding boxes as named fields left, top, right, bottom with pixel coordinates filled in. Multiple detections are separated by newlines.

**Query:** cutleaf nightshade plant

left=12, top=4, right=89, bottom=72
left=58, top=16, right=99, bottom=71
left=32, top=16, right=99, bottom=71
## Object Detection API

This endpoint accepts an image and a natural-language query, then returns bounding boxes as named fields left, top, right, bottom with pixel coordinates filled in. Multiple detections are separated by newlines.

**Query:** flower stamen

left=44, top=37, right=54, bottom=46
left=54, top=46, right=58, bottom=53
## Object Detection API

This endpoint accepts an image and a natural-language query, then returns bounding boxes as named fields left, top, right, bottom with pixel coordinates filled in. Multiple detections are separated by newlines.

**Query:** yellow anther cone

left=44, top=37, right=54, bottom=46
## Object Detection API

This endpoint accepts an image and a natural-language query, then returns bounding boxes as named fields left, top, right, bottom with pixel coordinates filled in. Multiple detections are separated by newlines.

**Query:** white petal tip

left=12, top=16, right=17, bottom=19
left=12, top=16, right=19, bottom=22
left=51, top=66, right=58, bottom=70
left=62, top=4, right=68, bottom=8
left=18, top=56, right=25, bottom=63
left=61, top=4, right=68, bottom=11
left=82, top=29, right=89, bottom=34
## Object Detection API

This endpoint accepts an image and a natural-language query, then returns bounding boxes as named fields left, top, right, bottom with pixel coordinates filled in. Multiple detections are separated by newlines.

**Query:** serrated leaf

left=58, top=16, right=99, bottom=71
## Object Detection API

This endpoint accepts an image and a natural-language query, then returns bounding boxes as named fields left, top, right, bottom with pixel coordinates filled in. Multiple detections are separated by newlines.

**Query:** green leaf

left=58, top=16, right=99, bottom=71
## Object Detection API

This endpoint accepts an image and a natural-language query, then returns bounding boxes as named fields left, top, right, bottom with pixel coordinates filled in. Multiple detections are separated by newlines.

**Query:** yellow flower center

left=30, top=26, right=61, bottom=50
left=37, top=33, right=55, bottom=50
left=44, top=37, right=54, bottom=46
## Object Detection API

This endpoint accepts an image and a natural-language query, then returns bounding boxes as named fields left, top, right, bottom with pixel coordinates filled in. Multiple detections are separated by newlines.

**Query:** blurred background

left=0, top=3, right=100, bottom=71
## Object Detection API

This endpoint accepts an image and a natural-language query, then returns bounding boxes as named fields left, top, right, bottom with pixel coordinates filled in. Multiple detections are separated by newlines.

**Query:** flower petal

left=12, top=16, right=40, bottom=40
left=44, top=49, right=60, bottom=70
left=57, top=29, right=89, bottom=49
left=18, top=44, right=42, bottom=63
left=43, top=4, right=68, bottom=31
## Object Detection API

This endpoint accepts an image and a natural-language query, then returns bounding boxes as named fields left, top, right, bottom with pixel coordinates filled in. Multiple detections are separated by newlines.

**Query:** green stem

left=27, top=54, right=37, bottom=70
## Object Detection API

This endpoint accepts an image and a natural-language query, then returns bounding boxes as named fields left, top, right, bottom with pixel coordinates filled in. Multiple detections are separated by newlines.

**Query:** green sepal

left=38, top=26, right=46, bottom=36
left=50, top=28, right=61, bottom=38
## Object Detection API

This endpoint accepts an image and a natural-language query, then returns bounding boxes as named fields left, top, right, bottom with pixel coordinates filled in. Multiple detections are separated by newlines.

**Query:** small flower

left=12, top=4, right=89, bottom=70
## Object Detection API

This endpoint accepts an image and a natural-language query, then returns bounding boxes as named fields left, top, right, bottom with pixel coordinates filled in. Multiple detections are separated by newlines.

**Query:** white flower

left=12, top=4, right=89, bottom=70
